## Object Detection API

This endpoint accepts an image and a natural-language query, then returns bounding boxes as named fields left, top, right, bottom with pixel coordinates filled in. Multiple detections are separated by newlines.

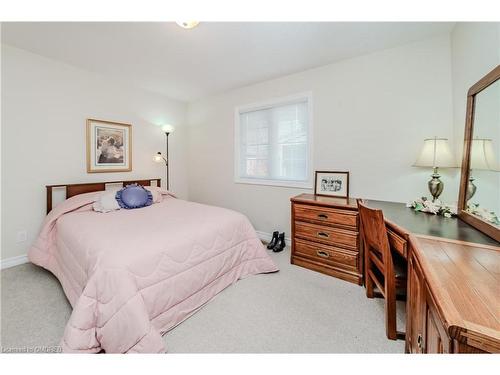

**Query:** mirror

left=470, top=80, right=500, bottom=215
left=458, top=65, right=500, bottom=242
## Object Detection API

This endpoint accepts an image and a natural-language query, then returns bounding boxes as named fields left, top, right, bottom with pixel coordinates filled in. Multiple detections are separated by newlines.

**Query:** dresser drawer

left=294, top=239, right=358, bottom=270
left=294, top=204, right=358, bottom=228
left=295, top=221, right=358, bottom=249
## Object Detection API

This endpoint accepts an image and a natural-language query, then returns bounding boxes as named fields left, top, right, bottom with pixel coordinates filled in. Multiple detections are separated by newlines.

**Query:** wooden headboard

left=46, top=178, right=161, bottom=214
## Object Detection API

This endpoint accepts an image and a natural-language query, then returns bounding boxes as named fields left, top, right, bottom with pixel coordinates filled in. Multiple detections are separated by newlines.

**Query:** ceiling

left=1, top=22, right=454, bottom=102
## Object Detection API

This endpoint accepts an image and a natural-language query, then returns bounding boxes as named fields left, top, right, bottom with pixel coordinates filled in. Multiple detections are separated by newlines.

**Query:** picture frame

left=86, top=118, right=132, bottom=173
left=314, top=171, right=350, bottom=198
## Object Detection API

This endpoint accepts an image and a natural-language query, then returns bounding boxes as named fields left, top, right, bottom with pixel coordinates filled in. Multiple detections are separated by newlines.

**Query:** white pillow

left=144, top=186, right=163, bottom=203
left=93, top=191, right=121, bottom=213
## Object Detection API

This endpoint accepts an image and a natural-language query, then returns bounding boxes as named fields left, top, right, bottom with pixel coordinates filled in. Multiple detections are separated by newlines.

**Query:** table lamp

left=153, top=125, right=175, bottom=190
left=414, top=137, right=456, bottom=202
left=466, top=138, right=499, bottom=202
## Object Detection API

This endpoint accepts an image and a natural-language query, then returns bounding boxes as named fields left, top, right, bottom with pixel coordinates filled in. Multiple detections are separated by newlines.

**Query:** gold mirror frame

left=457, top=65, right=500, bottom=242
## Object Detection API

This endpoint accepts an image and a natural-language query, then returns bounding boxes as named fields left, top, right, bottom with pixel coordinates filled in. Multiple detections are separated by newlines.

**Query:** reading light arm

left=155, top=152, right=168, bottom=166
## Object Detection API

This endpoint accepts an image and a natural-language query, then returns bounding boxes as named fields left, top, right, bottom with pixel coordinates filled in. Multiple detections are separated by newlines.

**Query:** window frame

left=234, top=92, right=313, bottom=189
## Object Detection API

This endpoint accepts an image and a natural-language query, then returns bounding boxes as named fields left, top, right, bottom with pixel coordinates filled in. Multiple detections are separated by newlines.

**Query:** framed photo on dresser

left=86, top=118, right=132, bottom=173
left=314, top=171, right=349, bottom=198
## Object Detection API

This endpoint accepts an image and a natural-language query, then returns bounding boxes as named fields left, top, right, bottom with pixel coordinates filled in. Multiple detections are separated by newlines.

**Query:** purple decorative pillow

left=115, top=184, right=153, bottom=209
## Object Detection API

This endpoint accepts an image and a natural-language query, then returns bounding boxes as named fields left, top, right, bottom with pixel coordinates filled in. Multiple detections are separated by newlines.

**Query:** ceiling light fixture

left=176, top=21, right=199, bottom=29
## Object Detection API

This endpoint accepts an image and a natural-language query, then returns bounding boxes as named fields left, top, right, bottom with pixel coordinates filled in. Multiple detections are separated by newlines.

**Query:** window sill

left=234, top=178, right=313, bottom=189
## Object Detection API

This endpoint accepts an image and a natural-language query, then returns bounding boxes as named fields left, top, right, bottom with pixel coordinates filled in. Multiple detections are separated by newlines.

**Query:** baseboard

left=1, top=254, right=29, bottom=270
left=255, top=230, right=291, bottom=247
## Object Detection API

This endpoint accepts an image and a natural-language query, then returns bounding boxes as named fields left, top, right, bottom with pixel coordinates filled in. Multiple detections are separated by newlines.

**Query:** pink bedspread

left=29, top=192, right=278, bottom=353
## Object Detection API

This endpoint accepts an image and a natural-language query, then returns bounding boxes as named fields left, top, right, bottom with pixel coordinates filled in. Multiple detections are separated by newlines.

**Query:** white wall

left=186, top=35, right=455, bottom=236
left=450, top=23, right=500, bottom=215
left=1, top=44, right=188, bottom=261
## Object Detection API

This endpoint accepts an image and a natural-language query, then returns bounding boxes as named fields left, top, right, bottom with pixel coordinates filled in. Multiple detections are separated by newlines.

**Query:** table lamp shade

left=470, top=139, right=499, bottom=171
left=414, top=138, right=456, bottom=168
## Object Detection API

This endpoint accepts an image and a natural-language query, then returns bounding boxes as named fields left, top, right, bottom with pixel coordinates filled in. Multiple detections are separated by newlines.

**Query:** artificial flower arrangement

left=465, top=202, right=500, bottom=225
left=407, top=197, right=500, bottom=225
left=406, top=197, right=456, bottom=218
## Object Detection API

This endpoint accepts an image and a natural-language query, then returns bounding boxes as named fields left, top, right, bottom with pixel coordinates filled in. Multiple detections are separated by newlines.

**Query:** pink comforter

left=29, top=192, right=278, bottom=353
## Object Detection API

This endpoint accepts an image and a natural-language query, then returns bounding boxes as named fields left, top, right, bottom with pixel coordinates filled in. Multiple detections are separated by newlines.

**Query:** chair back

left=357, top=199, right=393, bottom=276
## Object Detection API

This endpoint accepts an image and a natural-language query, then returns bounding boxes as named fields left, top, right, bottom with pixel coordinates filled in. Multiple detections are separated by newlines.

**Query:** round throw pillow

left=115, top=184, right=153, bottom=209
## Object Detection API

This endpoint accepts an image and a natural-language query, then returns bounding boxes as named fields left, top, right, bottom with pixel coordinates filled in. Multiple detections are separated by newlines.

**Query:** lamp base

left=428, top=167, right=444, bottom=202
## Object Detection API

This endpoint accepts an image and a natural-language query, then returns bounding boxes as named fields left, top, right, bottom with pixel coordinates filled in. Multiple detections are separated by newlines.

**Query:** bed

left=29, top=179, right=278, bottom=353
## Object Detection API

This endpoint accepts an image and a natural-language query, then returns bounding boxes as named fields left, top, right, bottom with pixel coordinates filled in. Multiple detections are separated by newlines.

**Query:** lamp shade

left=153, top=152, right=163, bottom=163
left=414, top=138, right=456, bottom=168
left=161, top=124, right=175, bottom=134
left=176, top=21, right=199, bottom=29
left=470, top=138, right=499, bottom=171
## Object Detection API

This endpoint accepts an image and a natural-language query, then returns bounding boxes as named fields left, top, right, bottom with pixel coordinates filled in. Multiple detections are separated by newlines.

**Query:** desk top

left=365, top=200, right=499, bottom=247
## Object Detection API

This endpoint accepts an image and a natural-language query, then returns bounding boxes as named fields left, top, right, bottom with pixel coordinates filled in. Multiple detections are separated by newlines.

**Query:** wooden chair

left=357, top=199, right=407, bottom=340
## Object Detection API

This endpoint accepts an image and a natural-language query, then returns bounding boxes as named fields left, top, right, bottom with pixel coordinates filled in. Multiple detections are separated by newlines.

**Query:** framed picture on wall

left=314, top=171, right=350, bottom=198
left=86, top=118, right=132, bottom=173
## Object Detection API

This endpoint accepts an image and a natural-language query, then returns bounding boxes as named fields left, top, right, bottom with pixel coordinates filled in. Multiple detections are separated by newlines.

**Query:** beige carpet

left=1, top=247, right=405, bottom=353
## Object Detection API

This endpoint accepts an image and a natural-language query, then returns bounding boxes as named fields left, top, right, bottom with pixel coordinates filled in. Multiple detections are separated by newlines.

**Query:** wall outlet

left=16, top=230, right=28, bottom=243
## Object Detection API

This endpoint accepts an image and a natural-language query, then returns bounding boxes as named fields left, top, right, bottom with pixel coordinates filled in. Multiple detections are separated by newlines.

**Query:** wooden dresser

left=290, top=194, right=362, bottom=285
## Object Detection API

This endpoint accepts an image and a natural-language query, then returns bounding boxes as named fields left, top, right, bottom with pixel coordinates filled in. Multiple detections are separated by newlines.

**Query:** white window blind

left=235, top=95, right=311, bottom=187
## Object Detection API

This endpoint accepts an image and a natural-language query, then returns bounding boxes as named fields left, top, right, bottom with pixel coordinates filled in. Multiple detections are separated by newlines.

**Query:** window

left=235, top=93, right=312, bottom=188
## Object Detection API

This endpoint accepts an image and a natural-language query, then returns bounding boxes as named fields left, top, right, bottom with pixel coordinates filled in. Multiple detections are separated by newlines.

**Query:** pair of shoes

left=267, top=231, right=286, bottom=252
left=267, top=231, right=279, bottom=249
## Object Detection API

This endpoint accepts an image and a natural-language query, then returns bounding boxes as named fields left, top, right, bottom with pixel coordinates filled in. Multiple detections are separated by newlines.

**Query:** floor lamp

left=154, top=125, right=175, bottom=190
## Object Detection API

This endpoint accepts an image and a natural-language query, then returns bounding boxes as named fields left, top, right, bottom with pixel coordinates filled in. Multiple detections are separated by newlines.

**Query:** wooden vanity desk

left=365, top=200, right=500, bottom=353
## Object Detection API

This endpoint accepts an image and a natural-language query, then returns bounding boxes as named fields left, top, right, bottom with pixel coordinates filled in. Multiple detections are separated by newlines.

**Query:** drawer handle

left=317, top=232, right=330, bottom=238
left=317, top=213, right=328, bottom=219
left=316, top=250, right=330, bottom=258
left=417, top=334, right=423, bottom=350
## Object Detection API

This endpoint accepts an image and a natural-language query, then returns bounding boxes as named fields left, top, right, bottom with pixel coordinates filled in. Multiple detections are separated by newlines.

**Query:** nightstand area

left=290, top=193, right=363, bottom=285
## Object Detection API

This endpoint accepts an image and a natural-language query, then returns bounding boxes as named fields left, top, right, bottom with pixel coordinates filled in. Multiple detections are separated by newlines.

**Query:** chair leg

left=385, top=279, right=397, bottom=340
left=366, top=278, right=375, bottom=298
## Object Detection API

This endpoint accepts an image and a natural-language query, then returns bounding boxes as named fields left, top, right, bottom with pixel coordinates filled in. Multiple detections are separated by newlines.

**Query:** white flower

left=423, top=200, right=440, bottom=214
